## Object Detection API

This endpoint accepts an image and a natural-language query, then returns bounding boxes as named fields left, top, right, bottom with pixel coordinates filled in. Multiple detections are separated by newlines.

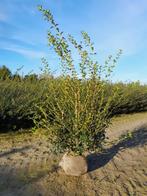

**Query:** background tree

left=0, top=65, right=12, bottom=80
left=12, top=74, right=21, bottom=81
left=24, top=74, right=38, bottom=82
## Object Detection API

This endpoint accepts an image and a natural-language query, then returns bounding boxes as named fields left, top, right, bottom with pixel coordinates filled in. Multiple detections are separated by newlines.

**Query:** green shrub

left=112, top=82, right=147, bottom=114
left=0, top=79, right=49, bottom=131
left=35, top=6, right=122, bottom=155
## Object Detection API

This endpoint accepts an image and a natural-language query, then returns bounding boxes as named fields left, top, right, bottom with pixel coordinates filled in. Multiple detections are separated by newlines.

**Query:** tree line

left=0, top=65, right=38, bottom=81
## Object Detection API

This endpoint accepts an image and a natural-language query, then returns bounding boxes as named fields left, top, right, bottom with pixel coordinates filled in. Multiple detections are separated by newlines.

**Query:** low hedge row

left=0, top=79, right=147, bottom=132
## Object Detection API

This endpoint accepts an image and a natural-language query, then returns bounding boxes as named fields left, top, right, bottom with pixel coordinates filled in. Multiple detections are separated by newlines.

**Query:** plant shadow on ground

left=0, top=146, right=32, bottom=158
left=87, top=125, right=147, bottom=172
left=0, top=165, right=51, bottom=196
left=0, top=145, right=57, bottom=195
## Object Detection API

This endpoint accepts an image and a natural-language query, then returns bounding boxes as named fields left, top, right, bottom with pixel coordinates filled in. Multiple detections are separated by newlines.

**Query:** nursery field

left=0, top=112, right=147, bottom=196
left=1, top=1, right=147, bottom=196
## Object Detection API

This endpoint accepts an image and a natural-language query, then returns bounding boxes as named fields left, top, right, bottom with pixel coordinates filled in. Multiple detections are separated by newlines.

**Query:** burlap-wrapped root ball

left=59, top=153, right=88, bottom=176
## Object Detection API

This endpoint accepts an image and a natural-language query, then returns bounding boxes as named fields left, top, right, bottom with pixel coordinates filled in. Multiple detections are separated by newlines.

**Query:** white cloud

left=3, top=46, right=47, bottom=59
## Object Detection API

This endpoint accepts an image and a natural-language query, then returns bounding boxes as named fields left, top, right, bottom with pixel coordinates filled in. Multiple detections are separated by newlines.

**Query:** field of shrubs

left=0, top=65, right=147, bottom=132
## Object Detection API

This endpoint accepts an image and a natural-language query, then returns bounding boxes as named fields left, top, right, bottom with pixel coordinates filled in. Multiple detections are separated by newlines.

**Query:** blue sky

left=0, top=0, right=147, bottom=83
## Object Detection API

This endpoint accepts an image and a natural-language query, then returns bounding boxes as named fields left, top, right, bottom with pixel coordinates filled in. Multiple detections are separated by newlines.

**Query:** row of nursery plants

left=0, top=79, right=147, bottom=130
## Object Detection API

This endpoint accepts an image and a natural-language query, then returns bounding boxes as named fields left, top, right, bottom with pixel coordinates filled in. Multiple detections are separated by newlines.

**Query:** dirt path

left=0, top=112, right=147, bottom=196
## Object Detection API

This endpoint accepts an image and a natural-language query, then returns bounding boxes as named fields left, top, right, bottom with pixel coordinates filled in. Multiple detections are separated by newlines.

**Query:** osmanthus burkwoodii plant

left=36, top=5, right=122, bottom=156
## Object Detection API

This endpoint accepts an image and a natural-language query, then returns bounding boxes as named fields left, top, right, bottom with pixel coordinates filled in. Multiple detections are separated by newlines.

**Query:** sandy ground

left=0, top=112, right=147, bottom=196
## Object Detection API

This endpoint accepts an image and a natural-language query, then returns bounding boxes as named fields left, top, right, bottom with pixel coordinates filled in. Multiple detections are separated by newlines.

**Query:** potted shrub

left=36, top=6, right=122, bottom=176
